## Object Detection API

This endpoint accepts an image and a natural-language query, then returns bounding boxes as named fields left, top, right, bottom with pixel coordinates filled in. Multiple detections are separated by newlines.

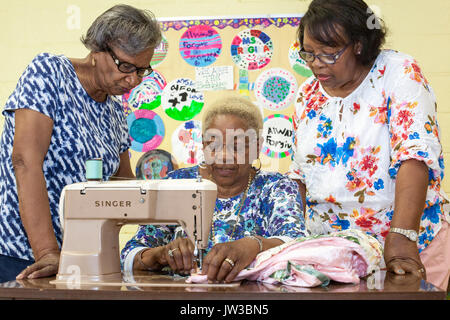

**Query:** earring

left=252, top=158, right=262, bottom=173
left=198, top=160, right=207, bottom=169
left=91, top=58, right=96, bottom=67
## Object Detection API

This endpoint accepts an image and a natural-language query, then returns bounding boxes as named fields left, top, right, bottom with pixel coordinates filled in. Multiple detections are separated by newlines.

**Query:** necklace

left=210, top=170, right=254, bottom=245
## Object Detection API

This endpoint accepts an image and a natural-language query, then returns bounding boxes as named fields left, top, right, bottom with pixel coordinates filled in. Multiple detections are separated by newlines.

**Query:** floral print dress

left=288, top=49, right=449, bottom=252
left=120, top=166, right=308, bottom=270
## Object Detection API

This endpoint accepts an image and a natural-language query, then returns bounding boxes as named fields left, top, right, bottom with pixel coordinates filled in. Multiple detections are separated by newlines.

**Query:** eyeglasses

left=298, top=43, right=350, bottom=65
left=106, top=46, right=153, bottom=77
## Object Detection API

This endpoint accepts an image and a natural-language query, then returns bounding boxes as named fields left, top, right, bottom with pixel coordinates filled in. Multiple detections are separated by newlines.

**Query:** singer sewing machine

left=51, top=177, right=217, bottom=286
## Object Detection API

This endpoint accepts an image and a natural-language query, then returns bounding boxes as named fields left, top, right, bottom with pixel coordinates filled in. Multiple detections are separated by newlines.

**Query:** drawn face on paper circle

left=162, top=78, right=204, bottom=121
left=179, top=25, right=222, bottom=67
left=230, top=29, right=273, bottom=70
left=135, top=149, right=176, bottom=180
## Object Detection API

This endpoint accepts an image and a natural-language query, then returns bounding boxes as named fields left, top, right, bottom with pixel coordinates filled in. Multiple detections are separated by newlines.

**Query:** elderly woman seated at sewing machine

left=121, top=96, right=308, bottom=283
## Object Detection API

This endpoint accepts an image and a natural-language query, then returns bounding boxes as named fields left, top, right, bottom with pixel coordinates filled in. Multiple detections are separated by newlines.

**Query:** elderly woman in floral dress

left=121, top=96, right=308, bottom=283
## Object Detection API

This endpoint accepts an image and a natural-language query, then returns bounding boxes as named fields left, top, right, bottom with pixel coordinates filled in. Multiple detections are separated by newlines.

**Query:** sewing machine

left=52, top=177, right=217, bottom=285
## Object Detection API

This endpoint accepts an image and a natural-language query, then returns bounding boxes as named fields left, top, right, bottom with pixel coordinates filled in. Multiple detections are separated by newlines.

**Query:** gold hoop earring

left=252, top=158, right=261, bottom=173
left=91, top=58, right=96, bottom=67
left=198, top=161, right=207, bottom=169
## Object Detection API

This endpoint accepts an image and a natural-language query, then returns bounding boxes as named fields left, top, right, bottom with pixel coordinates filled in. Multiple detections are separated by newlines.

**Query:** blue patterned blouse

left=0, top=53, right=131, bottom=261
left=120, top=166, right=308, bottom=270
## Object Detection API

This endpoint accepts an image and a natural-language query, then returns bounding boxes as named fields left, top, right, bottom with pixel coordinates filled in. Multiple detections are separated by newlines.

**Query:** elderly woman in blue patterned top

left=0, top=5, right=161, bottom=282
left=121, top=96, right=308, bottom=283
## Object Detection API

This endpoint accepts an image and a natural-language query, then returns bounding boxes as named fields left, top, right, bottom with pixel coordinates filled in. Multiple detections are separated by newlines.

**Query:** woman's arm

left=112, top=150, right=135, bottom=179
left=293, top=179, right=307, bottom=214
left=384, top=159, right=428, bottom=278
left=13, top=109, right=60, bottom=279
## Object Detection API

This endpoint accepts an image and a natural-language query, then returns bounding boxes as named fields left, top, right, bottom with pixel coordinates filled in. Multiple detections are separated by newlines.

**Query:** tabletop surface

left=0, top=270, right=446, bottom=300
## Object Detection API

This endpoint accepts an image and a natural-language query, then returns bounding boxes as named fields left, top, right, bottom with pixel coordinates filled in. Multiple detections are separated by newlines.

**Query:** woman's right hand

left=159, top=238, right=196, bottom=275
left=16, top=251, right=60, bottom=280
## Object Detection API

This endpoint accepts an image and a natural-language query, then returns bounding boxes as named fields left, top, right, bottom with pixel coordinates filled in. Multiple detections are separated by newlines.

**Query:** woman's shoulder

left=377, top=49, right=422, bottom=75
left=254, top=170, right=297, bottom=189
left=28, top=53, right=70, bottom=71
left=166, top=166, right=198, bottom=179
left=376, top=49, right=430, bottom=89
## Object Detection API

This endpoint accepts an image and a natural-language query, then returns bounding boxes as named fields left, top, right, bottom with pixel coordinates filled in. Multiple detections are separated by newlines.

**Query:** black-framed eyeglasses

left=106, top=46, right=153, bottom=77
left=299, top=43, right=350, bottom=65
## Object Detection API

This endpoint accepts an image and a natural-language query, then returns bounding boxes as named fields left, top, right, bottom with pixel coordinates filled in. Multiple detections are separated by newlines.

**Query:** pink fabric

left=187, top=237, right=373, bottom=287
left=419, top=221, right=450, bottom=290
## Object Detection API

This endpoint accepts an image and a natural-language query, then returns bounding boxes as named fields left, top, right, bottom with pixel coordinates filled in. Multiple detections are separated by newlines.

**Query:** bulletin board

left=123, top=14, right=313, bottom=179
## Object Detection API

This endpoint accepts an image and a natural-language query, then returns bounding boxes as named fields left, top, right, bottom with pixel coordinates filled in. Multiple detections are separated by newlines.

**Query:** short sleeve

left=265, top=175, right=308, bottom=239
left=387, top=57, right=444, bottom=181
left=3, top=53, right=59, bottom=120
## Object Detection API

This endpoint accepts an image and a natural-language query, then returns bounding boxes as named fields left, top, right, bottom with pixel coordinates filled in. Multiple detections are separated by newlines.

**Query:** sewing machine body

left=53, top=178, right=217, bottom=284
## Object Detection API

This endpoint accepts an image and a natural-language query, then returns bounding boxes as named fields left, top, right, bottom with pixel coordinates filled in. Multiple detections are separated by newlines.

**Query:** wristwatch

left=390, top=227, right=418, bottom=242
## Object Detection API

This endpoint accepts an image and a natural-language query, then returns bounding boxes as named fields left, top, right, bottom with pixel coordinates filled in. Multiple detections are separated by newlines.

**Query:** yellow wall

left=1, top=0, right=450, bottom=247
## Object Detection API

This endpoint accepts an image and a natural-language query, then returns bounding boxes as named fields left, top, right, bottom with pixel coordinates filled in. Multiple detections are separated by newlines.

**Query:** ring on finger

left=224, top=258, right=235, bottom=268
left=168, top=248, right=179, bottom=258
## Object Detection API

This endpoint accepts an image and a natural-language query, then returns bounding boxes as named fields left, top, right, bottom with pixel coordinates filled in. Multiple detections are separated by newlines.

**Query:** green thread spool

left=85, top=158, right=103, bottom=181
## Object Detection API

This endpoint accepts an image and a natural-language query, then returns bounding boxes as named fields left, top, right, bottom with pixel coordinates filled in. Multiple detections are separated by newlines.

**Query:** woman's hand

left=16, top=251, right=60, bottom=280
left=384, top=232, right=426, bottom=280
left=160, top=238, right=196, bottom=275
left=201, top=237, right=261, bottom=283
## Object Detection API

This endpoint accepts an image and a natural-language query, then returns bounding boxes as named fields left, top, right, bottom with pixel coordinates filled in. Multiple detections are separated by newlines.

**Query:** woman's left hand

left=201, top=237, right=260, bottom=283
left=384, top=232, right=426, bottom=280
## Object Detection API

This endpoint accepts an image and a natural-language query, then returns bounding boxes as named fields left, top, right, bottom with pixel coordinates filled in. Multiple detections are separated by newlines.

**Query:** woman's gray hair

left=81, top=4, right=162, bottom=56
left=202, top=95, right=263, bottom=133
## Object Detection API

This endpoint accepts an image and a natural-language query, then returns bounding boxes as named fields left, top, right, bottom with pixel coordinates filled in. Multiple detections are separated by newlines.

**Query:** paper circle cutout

left=179, top=25, right=222, bottom=67
left=261, top=114, right=294, bottom=158
left=127, top=109, right=165, bottom=152
left=255, top=68, right=298, bottom=111
left=230, top=29, right=273, bottom=70
left=289, top=41, right=313, bottom=78
left=171, top=120, right=204, bottom=165
left=151, top=34, right=169, bottom=67
left=162, top=78, right=204, bottom=121
left=135, top=149, right=177, bottom=180
left=122, top=70, right=167, bottom=112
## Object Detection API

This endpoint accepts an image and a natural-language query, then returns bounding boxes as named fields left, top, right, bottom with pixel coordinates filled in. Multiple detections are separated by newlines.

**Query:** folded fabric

left=187, top=229, right=383, bottom=287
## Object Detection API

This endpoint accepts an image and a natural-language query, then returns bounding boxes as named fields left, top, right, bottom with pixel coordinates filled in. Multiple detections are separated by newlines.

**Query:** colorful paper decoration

left=127, top=109, right=165, bottom=152
left=135, top=149, right=177, bottom=180
left=171, top=120, right=204, bottom=165
left=261, top=114, right=294, bottom=158
left=151, top=34, right=169, bottom=67
left=122, top=70, right=167, bottom=114
left=159, top=15, right=302, bottom=32
left=230, top=29, right=273, bottom=71
left=255, top=68, right=298, bottom=111
left=179, top=25, right=222, bottom=67
left=289, top=41, right=313, bottom=78
left=162, top=78, right=204, bottom=121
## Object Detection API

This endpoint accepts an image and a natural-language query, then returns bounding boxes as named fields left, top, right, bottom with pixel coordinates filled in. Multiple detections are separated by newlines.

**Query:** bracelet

left=137, top=248, right=153, bottom=270
left=247, top=235, right=263, bottom=253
